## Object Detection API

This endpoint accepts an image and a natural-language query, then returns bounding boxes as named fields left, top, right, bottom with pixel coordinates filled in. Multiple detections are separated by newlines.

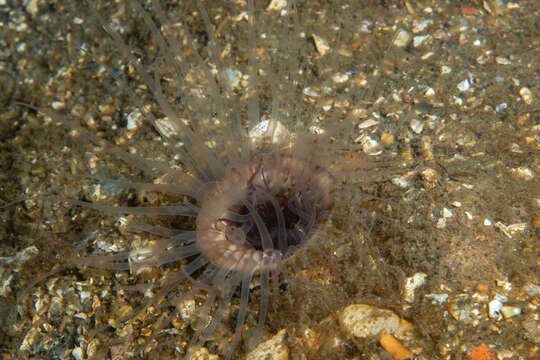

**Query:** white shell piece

left=249, top=118, right=291, bottom=145
left=488, top=299, right=503, bottom=320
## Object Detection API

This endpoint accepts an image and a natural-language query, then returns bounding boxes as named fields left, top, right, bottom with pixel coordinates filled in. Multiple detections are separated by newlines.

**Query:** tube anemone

left=14, top=0, right=395, bottom=358
left=29, top=0, right=347, bottom=358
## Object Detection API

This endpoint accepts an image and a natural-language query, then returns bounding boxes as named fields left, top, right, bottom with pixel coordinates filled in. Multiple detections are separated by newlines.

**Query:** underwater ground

left=0, top=0, right=538, bottom=359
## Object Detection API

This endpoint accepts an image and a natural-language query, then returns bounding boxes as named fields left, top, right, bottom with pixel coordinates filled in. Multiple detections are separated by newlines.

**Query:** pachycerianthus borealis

left=14, top=0, right=393, bottom=358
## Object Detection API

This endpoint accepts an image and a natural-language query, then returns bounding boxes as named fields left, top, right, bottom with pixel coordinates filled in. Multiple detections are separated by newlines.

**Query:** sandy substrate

left=0, top=1, right=538, bottom=359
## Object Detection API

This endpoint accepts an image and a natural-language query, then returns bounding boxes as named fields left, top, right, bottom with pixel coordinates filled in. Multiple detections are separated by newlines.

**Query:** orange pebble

left=471, top=344, right=496, bottom=360
left=461, top=6, right=478, bottom=16
left=476, top=284, right=489, bottom=293
left=380, top=334, right=413, bottom=360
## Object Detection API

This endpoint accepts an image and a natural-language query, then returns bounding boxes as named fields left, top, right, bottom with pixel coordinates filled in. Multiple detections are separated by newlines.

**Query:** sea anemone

left=11, top=0, right=402, bottom=358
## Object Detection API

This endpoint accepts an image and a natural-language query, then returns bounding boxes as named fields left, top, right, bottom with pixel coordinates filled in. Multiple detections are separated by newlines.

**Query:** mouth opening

left=196, top=153, right=334, bottom=274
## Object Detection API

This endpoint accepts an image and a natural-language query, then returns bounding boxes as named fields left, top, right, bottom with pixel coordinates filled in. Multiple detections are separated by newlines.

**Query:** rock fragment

left=247, top=329, right=289, bottom=360
left=339, top=304, right=413, bottom=340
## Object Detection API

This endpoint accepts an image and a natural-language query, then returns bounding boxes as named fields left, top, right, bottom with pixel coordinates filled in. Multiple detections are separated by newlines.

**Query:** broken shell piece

left=249, top=118, right=292, bottom=146
left=356, top=133, right=382, bottom=155
left=312, top=34, right=330, bottom=56
left=404, top=272, right=427, bottom=303
left=409, top=119, right=424, bottom=134
left=519, top=87, right=533, bottom=104
left=266, top=0, right=287, bottom=12
left=501, top=306, right=521, bottom=319
left=393, top=30, right=411, bottom=48
left=488, top=299, right=503, bottom=320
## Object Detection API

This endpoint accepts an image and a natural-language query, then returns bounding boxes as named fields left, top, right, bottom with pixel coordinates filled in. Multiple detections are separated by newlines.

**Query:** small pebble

left=339, top=304, right=413, bottom=339
left=72, top=347, right=84, bottom=360
left=501, top=306, right=521, bottom=319
left=496, top=103, right=508, bottom=112
left=488, top=299, right=503, bottom=320
left=357, top=119, right=378, bottom=129
left=51, top=101, right=66, bottom=111
left=25, top=0, right=39, bottom=16
left=409, top=119, right=424, bottom=134
left=246, top=329, right=288, bottom=360
left=404, top=273, right=427, bottom=303
left=457, top=78, right=471, bottom=92
left=126, top=109, right=143, bottom=130
left=392, top=176, right=410, bottom=189
left=356, top=134, right=381, bottom=155
left=266, top=0, right=287, bottom=12
left=523, top=282, right=540, bottom=297
left=303, top=87, right=319, bottom=97
left=424, top=87, right=435, bottom=96
left=425, top=293, right=448, bottom=304
left=496, top=56, right=512, bottom=65
left=413, top=34, right=430, bottom=47
left=332, top=72, right=349, bottom=84
left=393, top=30, right=411, bottom=48
left=442, top=207, right=453, bottom=218
left=98, top=104, right=116, bottom=115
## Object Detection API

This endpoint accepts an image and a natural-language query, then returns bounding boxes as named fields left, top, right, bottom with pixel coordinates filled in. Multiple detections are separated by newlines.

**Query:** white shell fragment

left=488, top=299, right=503, bottom=320
left=424, top=87, right=435, bottom=96
left=72, top=347, right=84, bottom=360
left=25, top=0, right=39, bottom=16
left=51, top=101, right=66, bottom=111
left=357, top=119, right=378, bottom=129
left=496, top=56, right=512, bottom=65
left=425, top=293, right=449, bottom=304
left=356, top=134, right=382, bottom=155
left=501, top=306, right=521, bottom=319
left=224, top=68, right=242, bottom=89
left=393, top=29, right=411, bottom=48
left=409, top=119, right=424, bottom=134
left=442, top=207, right=453, bottom=218
left=249, top=118, right=291, bottom=146
left=303, top=87, right=320, bottom=97
left=413, top=34, right=430, bottom=47
left=441, top=65, right=452, bottom=74
left=154, top=117, right=178, bottom=138
left=0, top=274, right=14, bottom=296
left=332, top=72, right=349, bottom=84
left=494, top=221, right=513, bottom=239
left=312, top=34, right=330, bottom=56
left=392, top=175, right=410, bottom=189
left=267, top=0, right=288, bottom=12
left=457, top=78, right=471, bottom=92
left=126, top=109, right=143, bottom=130
left=404, top=272, right=427, bottom=303
left=519, top=87, right=533, bottom=104
left=512, top=166, right=533, bottom=180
